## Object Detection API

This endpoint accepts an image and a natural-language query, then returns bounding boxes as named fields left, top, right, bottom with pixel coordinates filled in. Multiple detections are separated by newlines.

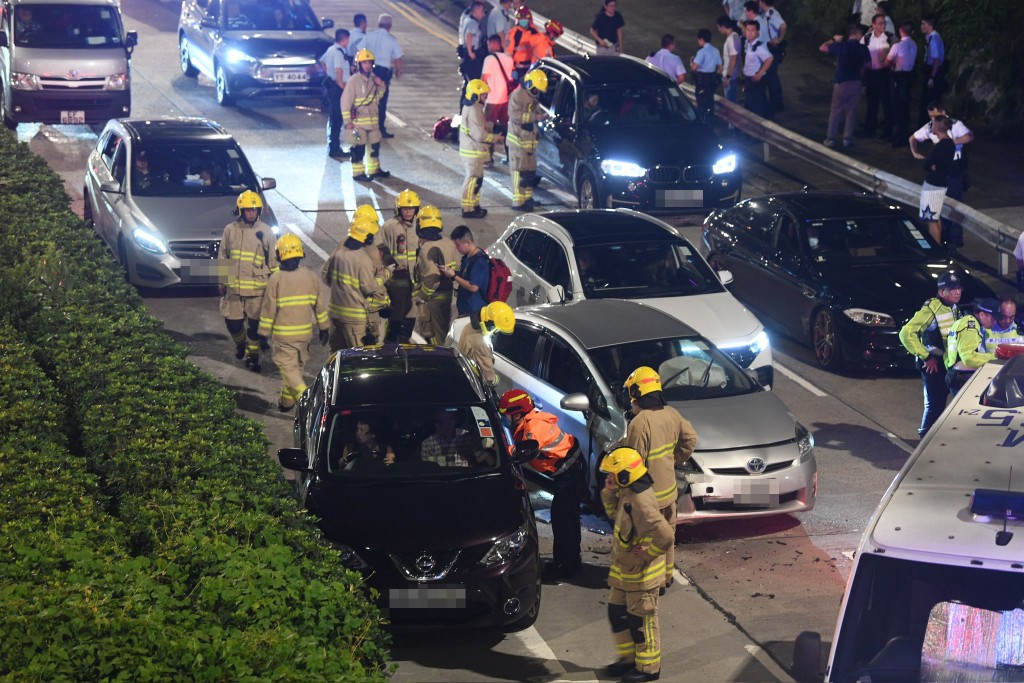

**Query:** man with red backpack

left=441, top=225, right=491, bottom=318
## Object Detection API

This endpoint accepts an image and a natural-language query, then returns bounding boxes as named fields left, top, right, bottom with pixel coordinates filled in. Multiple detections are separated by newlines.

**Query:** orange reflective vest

left=513, top=410, right=575, bottom=474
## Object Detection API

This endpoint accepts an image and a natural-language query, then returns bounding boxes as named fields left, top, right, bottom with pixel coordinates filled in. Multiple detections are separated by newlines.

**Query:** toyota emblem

left=745, top=457, right=767, bottom=474
left=414, top=554, right=436, bottom=573
left=67, top=69, right=81, bottom=80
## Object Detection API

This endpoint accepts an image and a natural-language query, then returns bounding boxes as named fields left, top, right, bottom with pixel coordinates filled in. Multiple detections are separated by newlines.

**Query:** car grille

left=38, top=98, right=111, bottom=111
left=389, top=550, right=461, bottom=581
left=647, top=166, right=680, bottom=184
left=41, top=77, right=106, bottom=91
left=169, top=240, right=220, bottom=260
left=724, top=347, right=757, bottom=368
left=684, top=165, right=713, bottom=182
left=707, top=460, right=795, bottom=476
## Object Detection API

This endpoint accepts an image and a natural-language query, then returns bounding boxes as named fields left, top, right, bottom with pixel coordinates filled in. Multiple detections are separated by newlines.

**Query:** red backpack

left=484, top=253, right=513, bottom=303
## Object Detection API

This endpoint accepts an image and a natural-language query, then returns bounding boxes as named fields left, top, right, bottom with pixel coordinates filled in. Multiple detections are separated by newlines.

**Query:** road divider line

left=513, top=626, right=598, bottom=683
left=744, top=644, right=796, bottom=682
left=673, top=568, right=691, bottom=586
left=285, top=222, right=329, bottom=260
left=775, top=362, right=828, bottom=397
left=379, top=0, right=458, bottom=48
left=386, top=112, right=408, bottom=129
left=884, top=431, right=915, bottom=454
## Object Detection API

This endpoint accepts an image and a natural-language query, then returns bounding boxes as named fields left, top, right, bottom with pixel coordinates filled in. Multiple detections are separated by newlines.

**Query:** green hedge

left=0, top=133, right=390, bottom=680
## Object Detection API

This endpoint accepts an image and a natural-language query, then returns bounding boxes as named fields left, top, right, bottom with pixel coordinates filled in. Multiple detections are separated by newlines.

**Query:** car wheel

left=179, top=35, right=199, bottom=78
left=577, top=172, right=599, bottom=210
left=0, top=83, right=17, bottom=130
left=215, top=63, right=235, bottom=106
left=506, top=581, right=541, bottom=632
left=117, top=235, right=132, bottom=284
left=811, top=308, right=845, bottom=371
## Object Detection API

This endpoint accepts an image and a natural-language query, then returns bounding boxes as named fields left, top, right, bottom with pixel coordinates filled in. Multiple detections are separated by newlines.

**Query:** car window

left=515, top=230, right=554, bottom=276
left=803, top=215, right=944, bottom=262
left=221, top=0, right=320, bottom=31
left=130, top=142, right=260, bottom=197
left=504, top=229, right=524, bottom=254
left=728, top=202, right=777, bottom=247
left=100, top=133, right=122, bottom=172
left=12, top=4, right=123, bottom=48
left=542, top=241, right=571, bottom=292
left=111, top=144, right=127, bottom=184
left=323, top=405, right=503, bottom=477
left=577, top=241, right=724, bottom=299
left=552, top=80, right=576, bottom=121
left=537, top=67, right=560, bottom=111
left=307, top=374, right=327, bottom=454
left=589, top=336, right=756, bottom=406
left=539, top=337, right=591, bottom=396
left=492, top=323, right=542, bottom=371
left=775, top=212, right=799, bottom=254
left=584, top=85, right=697, bottom=124
left=205, top=0, right=220, bottom=19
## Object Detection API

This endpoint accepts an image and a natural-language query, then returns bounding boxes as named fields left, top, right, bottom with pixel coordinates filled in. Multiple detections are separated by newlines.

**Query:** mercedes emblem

left=745, top=457, right=767, bottom=474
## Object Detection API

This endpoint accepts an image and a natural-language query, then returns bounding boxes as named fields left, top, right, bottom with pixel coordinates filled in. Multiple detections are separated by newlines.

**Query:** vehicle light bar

left=970, top=489, right=1024, bottom=519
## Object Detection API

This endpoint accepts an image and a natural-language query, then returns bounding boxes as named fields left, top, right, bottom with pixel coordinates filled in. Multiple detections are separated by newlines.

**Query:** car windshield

left=804, top=215, right=944, bottom=263
left=583, top=86, right=697, bottom=125
left=131, top=143, right=259, bottom=197
left=324, top=405, right=504, bottom=479
left=12, top=4, right=123, bottom=48
left=589, top=336, right=756, bottom=405
left=576, top=241, right=723, bottom=299
left=221, top=0, right=321, bottom=31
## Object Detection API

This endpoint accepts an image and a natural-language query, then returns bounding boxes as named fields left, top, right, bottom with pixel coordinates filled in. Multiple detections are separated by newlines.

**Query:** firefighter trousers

left=273, top=339, right=310, bottom=408
left=608, top=587, right=661, bottom=675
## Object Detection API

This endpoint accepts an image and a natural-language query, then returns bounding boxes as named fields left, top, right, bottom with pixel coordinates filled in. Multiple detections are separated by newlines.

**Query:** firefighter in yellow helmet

left=379, top=189, right=420, bottom=342
left=340, top=48, right=390, bottom=183
left=218, top=190, right=278, bottom=372
left=459, top=78, right=503, bottom=218
left=352, top=204, right=392, bottom=344
left=620, top=365, right=697, bottom=593
left=321, top=215, right=388, bottom=351
left=508, top=68, right=548, bottom=212
left=599, top=447, right=675, bottom=683
left=458, top=301, right=515, bottom=385
left=257, top=233, right=329, bottom=411
left=413, top=205, right=460, bottom=344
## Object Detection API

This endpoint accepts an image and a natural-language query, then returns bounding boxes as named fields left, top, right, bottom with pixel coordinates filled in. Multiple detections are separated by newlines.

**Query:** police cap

left=936, top=273, right=963, bottom=290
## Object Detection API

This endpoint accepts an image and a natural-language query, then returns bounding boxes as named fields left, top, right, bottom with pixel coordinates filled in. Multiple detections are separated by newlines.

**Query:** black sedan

left=278, top=345, right=541, bottom=630
left=701, top=192, right=993, bottom=371
left=533, top=56, right=741, bottom=213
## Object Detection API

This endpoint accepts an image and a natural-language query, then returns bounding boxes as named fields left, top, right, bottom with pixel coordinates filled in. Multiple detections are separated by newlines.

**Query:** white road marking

left=884, top=431, right=915, bottom=454
left=774, top=362, right=828, bottom=397
left=673, top=568, right=691, bottom=586
left=386, top=112, right=408, bottom=129
left=284, top=222, right=329, bottom=260
left=483, top=174, right=516, bottom=201
left=744, top=644, right=796, bottom=682
left=512, top=626, right=598, bottom=683
left=547, top=186, right=578, bottom=206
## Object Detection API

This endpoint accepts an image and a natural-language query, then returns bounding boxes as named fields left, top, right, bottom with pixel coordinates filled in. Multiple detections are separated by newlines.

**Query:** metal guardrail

left=532, top=9, right=1019, bottom=275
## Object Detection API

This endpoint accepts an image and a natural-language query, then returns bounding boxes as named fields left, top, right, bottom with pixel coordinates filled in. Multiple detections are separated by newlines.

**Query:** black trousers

left=744, top=79, right=769, bottom=119
left=890, top=71, right=915, bottom=142
left=919, top=69, right=947, bottom=124
left=694, top=73, right=718, bottom=123
left=373, top=65, right=393, bottom=132
left=550, top=452, right=584, bottom=568
left=946, top=367, right=974, bottom=396
left=863, top=68, right=890, bottom=135
left=325, top=80, right=343, bottom=152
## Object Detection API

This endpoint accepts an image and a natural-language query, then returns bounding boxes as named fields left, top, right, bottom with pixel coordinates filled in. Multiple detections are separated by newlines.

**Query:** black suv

left=278, top=345, right=542, bottom=630
left=532, top=55, right=741, bottom=213
left=177, top=0, right=334, bottom=106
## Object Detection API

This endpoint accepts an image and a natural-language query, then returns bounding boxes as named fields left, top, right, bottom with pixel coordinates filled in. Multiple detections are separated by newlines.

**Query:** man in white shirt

left=459, top=2, right=487, bottom=105
left=319, top=29, right=351, bottom=159
left=486, top=0, right=513, bottom=46
left=646, top=34, right=686, bottom=84
left=362, top=14, right=404, bottom=138
left=346, top=13, right=366, bottom=58
left=717, top=17, right=743, bottom=106
left=690, top=29, right=723, bottom=122
left=860, top=13, right=891, bottom=137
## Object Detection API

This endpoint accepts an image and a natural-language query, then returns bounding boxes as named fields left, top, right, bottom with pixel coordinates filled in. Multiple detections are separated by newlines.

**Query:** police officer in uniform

left=899, top=272, right=962, bottom=435
left=984, top=297, right=1024, bottom=353
left=379, top=190, right=420, bottom=342
left=945, top=297, right=998, bottom=395
left=500, top=389, right=586, bottom=582
left=599, top=447, right=674, bottom=683
left=320, top=29, right=351, bottom=159
left=621, top=366, right=698, bottom=592
left=256, top=234, right=329, bottom=411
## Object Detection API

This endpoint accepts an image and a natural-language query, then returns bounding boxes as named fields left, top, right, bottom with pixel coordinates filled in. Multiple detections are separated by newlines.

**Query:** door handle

left=801, top=287, right=816, bottom=299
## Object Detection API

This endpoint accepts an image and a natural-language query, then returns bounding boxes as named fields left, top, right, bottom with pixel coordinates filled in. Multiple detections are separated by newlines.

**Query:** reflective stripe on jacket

left=899, top=297, right=958, bottom=360
left=945, top=315, right=995, bottom=371
left=459, top=102, right=497, bottom=158
left=513, top=410, right=575, bottom=475
left=507, top=86, right=540, bottom=151
left=341, top=71, right=385, bottom=128
left=321, top=246, right=384, bottom=322
left=257, top=266, right=329, bottom=341
left=601, top=482, right=675, bottom=591
left=218, top=219, right=278, bottom=296
left=364, top=243, right=392, bottom=312
left=414, top=238, right=459, bottom=301
left=625, top=406, right=699, bottom=507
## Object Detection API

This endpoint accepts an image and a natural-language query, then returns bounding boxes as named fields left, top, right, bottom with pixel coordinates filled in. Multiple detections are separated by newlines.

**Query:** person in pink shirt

left=481, top=33, right=515, bottom=163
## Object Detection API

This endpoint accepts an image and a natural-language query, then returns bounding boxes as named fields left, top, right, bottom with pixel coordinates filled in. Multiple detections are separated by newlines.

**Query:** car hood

left=221, top=32, right=331, bottom=60
left=670, top=391, right=796, bottom=450
left=640, top=292, right=759, bottom=345
left=589, top=123, right=725, bottom=166
left=131, top=195, right=238, bottom=242
left=14, top=47, right=128, bottom=76
left=314, top=473, right=526, bottom=552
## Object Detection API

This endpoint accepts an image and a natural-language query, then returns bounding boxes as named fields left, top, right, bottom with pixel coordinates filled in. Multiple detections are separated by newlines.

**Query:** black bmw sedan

left=701, top=192, right=993, bottom=371
left=278, top=345, right=541, bottom=630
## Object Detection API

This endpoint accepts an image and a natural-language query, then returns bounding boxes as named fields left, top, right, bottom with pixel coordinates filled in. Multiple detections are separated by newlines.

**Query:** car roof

left=121, top=118, right=233, bottom=145
left=865, top=359, right=1024, bottom=570
left=13, top=0, right=117, bottom=6
left=540, top=55, right=673, bottom=88
left=535, top=210, right=682, bottom=247
left=753, top=192, right=906, bottom=220
left=329, top=344, right=486, bottom=406
left=521, top=299, right=697, bottom=349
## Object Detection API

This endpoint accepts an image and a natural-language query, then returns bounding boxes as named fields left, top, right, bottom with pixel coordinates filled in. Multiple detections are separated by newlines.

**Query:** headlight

left=331, top=543, right=369, bottom=570
left=843, top=308, right=896, bottom=327
left=600, top=159, right=646, bottom=178
left=132, top=227, right=168, bottom=255
left=11, top=72, right=41, bottom=90
left=713, top=153, right=737, bottom=175
left=104, top=73, right=129, bottom=91
left=749, top=330, right=769, bottom=354
left=225, top=48, right=256, bottom=65
left=718, top=330, right=770, bottom=358
left=480, top=524, right=528, bottom=566
left=796, top=423, right=814, bottom=461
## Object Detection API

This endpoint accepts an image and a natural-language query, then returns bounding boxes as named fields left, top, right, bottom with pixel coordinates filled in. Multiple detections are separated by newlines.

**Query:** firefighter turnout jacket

left=512, top=410, right=577, bottom=475
left=601, top=479, right=675, bottom=591
left=459, top=100, right=499, bottom=161
left=507, top=86, right=541, bottom=158
left=364, top=243, right=392, bottom=314
left=257, top=267, right=329, bottom=341
left=414, top=237, right=459, bottom=303
left=625, top=406, right=699, bottom=508
left=219, top=219, right=278, bottom=296
left=341, top=70, right=386, bottom=131
left=321, top=246, right=386, bottom=324
left=899, top=297, right=959, bottom=361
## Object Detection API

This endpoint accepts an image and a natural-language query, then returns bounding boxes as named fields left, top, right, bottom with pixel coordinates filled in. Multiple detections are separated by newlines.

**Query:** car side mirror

left=560, top=392, right=590, bottom=413
left=791, top=631, right=822, bottom=683
left=261, top=177, right=277, bottom=190
left=277, top=447, right=310, bottom=472
left=100, top=180, right=122, bottom=194
left=320, top=18, right=335, bottom=29
left=125, top=30, right=138, bottom=49
left=0, top=31, right=8, bottom=48
left=717, top=269, right=734, bottom=285
left=512, top=439, right=540, bottom=464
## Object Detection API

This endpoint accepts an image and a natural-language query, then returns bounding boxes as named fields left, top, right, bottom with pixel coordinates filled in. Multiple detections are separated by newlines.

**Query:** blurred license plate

left=389, top=586, right=466, bottom=609
left=178, top=260, right=221, bottom=283
left=273, top=72, right=308, bottom=83
left=60, top=110, right=86, bottom=124
left=656, top=189, right=703, bottom=208
left=734, top=478, right=780, bottom=508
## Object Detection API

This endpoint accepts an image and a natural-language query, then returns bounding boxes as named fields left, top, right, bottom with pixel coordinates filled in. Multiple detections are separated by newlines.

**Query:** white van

left=792, top=356, right=1024, bottom=682
left=0, top=0, right=137, bottom=128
